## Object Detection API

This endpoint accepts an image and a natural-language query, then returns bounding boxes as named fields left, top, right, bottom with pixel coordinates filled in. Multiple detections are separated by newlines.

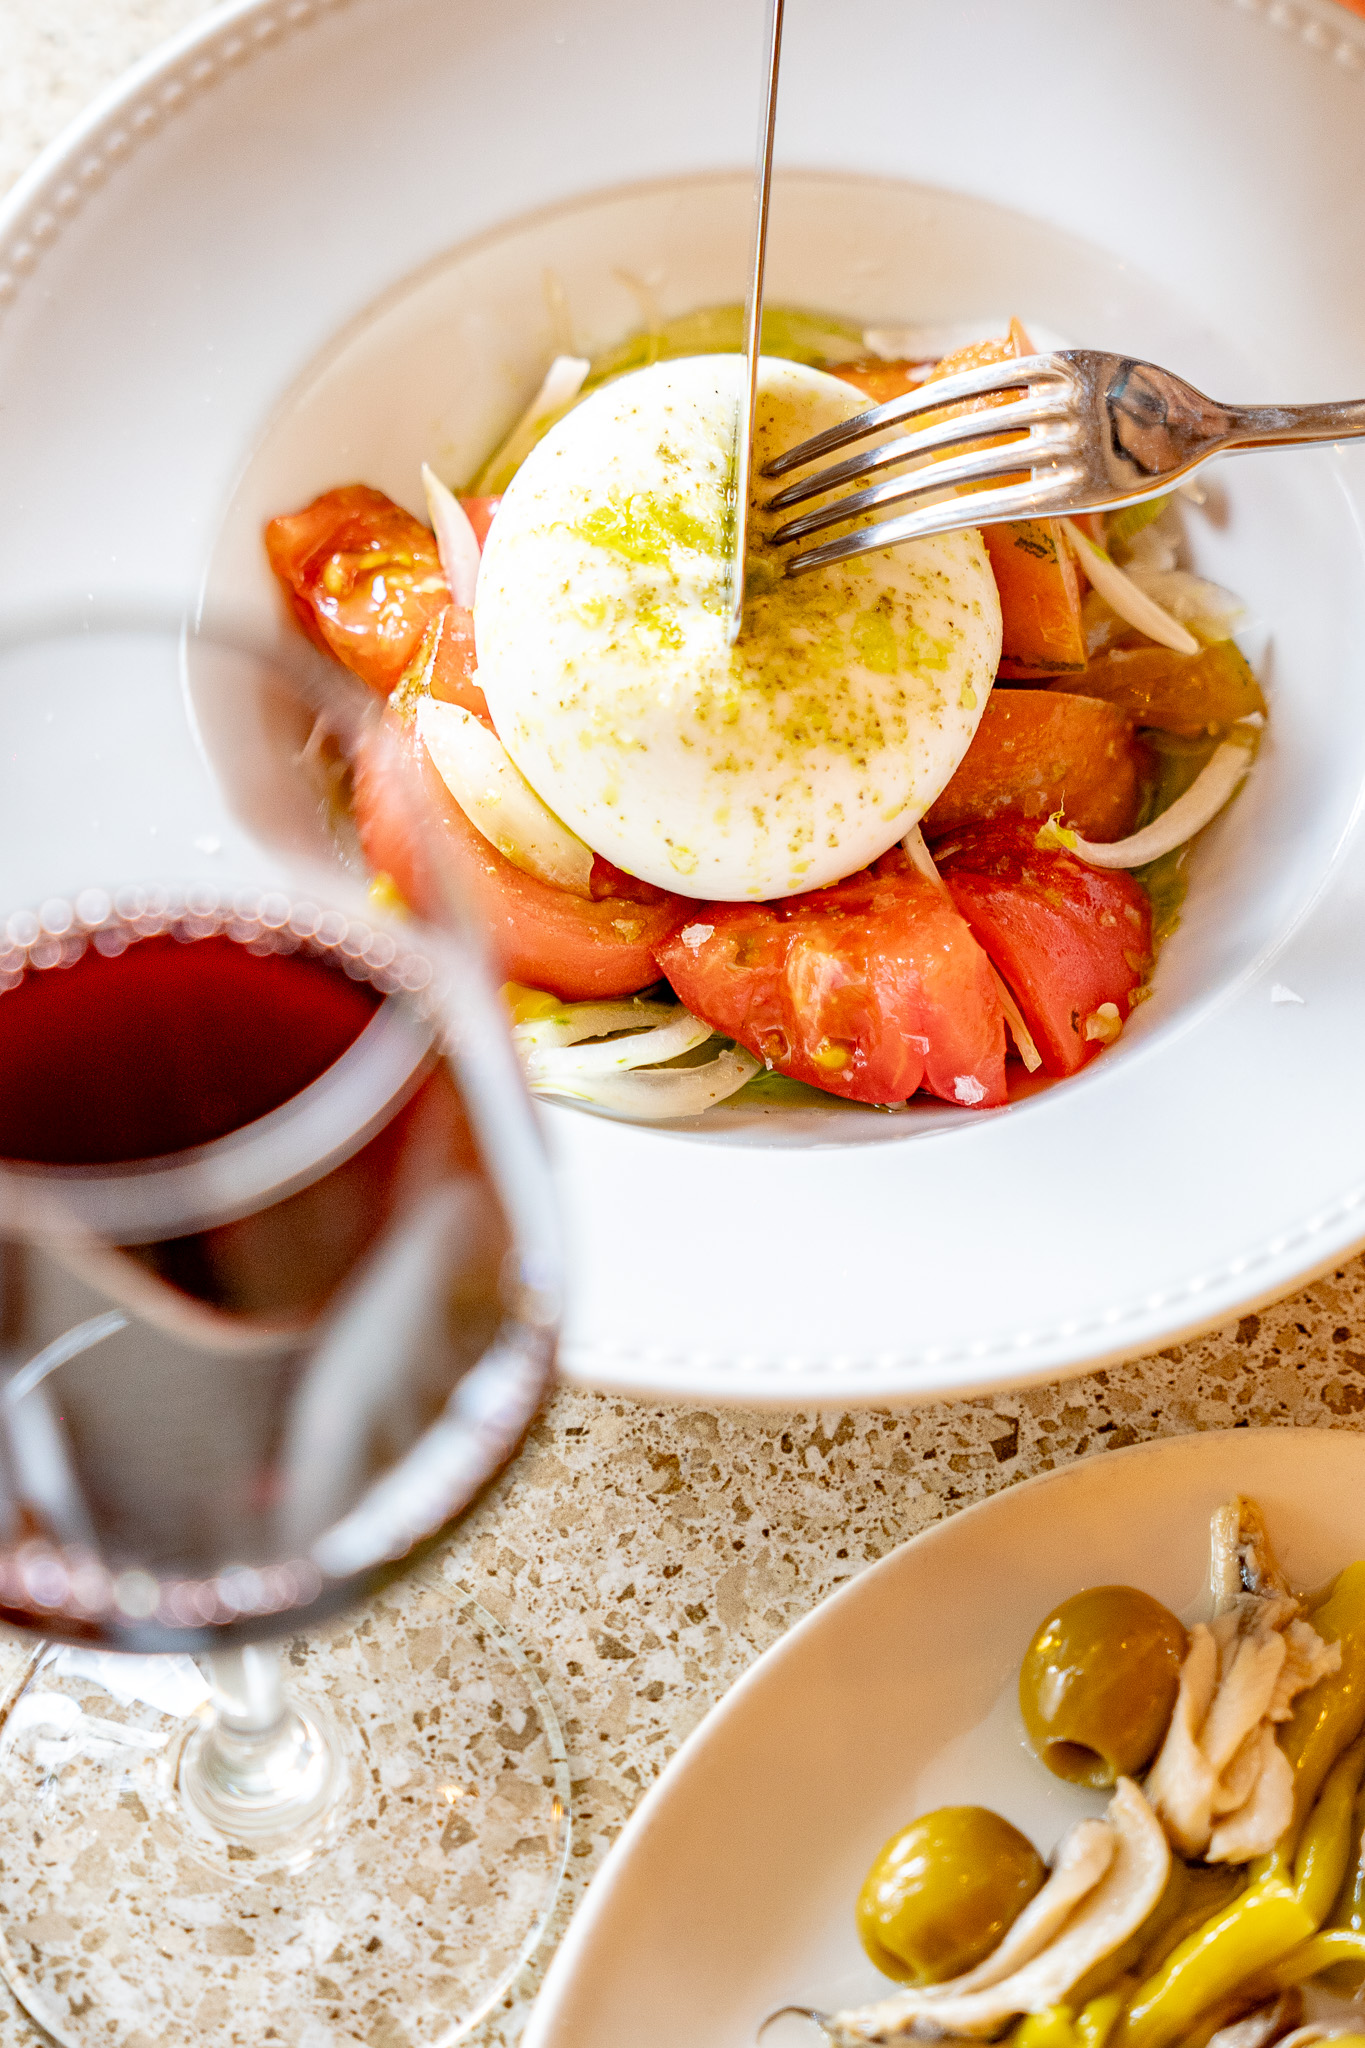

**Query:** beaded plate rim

left=0, top=0, right=1362, bottom=324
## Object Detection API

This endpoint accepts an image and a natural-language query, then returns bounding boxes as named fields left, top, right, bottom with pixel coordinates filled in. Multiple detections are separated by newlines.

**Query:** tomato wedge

left=932, top=820, right=1152, bottom=1078
left=928, top=326, right=1088, bottom=678
left=1049, top=640, right=1266, bottom=738
left=286, top=485, right=684, bottom=999
left=397, top=604, right=490, bottom=721
left=459, top=495, right=502, bottom=549
left=352, top=716, right=689, bottom=1001
left=981, top=521, right=1087, bottom=679
left=924, top=690, right=1148, bottom=842
left=657, top=870, right=1007, bottom=1109
left=265, top=485, right=450, bottom=695
left=834, top=325, right=1087, bottom=678
left=827, top=357, right=936, bottom=406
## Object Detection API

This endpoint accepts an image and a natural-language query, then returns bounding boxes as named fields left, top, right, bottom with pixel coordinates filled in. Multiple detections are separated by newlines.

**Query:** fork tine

left=783, top=466, right=1087, bottom=576
left=764, top=390, right=1072, bottom=513
left=769, top=426, right=1077, bottom=547
left=762, top=352, right=1068, bottom=479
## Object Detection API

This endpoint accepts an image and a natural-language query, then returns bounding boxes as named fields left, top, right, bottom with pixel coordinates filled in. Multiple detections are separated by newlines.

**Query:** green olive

left=1019, top=1584, right=1186, bottom=1788
left=855, top=1805, right=1046, bottom=1985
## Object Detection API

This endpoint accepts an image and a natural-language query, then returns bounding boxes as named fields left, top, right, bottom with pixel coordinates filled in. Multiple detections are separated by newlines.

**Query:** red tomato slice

left=982, top=522, right=1087, bottom=679
left=352, top=716, right=690, bottom=1001
left=931, top=820, right=1153, bottom=1078
left=924, top=689, right=1148, bottom=842
left=657, top=871, right=1007, bottom=1109
left=833, top=326, right=1087, bottom=678
left=265, top=485, right=449, bottom=695
left=405, top=604, right=490, bottom=721
left=825, top=357, right=937, bottom=405
left=926, top=328, right=1087, bottom=677
left=459, top=495, right=502, bottom=549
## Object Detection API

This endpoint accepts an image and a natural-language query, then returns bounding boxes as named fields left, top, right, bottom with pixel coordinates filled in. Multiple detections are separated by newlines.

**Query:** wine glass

left=0, top=616, right=570, bottom=2048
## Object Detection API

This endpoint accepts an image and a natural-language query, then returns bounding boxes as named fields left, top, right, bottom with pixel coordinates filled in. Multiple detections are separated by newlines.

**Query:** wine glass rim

left=0, top=880, right=441, bottom=1242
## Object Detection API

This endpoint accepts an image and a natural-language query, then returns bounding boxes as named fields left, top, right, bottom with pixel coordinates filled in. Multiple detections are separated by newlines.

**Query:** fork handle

left=1097, top=359, right=1365, bottom=490
left=1222, top=397, right=1365, bottom=451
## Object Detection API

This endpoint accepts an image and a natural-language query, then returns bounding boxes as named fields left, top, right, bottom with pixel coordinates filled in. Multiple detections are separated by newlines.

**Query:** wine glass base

left=0, top=1562, right=570, bottom=2048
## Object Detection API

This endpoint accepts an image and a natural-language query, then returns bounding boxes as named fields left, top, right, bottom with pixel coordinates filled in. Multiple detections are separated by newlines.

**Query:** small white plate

left=522, top=1426, right=1365, bottom=2048
left=2, top=0, right=1365, bottom=1403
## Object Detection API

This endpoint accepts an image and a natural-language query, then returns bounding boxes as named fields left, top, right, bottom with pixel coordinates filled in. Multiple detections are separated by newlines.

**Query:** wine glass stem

left=205, top=1644, right=293, bottom=1797
left=212, top=1642, right=288, bottom=1736
left=180, top=1643, right=339, bottom=1841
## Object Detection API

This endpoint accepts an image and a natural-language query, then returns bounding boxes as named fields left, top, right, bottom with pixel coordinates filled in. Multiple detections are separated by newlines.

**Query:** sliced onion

left=988, top=973, right=1043, bottom=1074
left=421, top=463, right=481, bottom=609
left=1123, top=566, right=1245, bottom=643
left=417, top=698, right=595, bottom=897
left=530, top=1046, right=761, bottom=1120
left=1121, top=513, right=1180, bottom=574
left=469, top=354, right=591, bottom=494
left=1061, top=518, right=1199, bottom=655
left=1038, top=733, right=1256, bottom=869
left=1104, top=495, right=1173, bottom=557
left=525, top=1009, right=713, bottom=1080
left=513, top=998, right=677, bottom=1054
left=900, top=822, right=942, bottom=886
left=513, top=996, right=761, bottom=1120
left=902, top=827, right=1042, bottom=1073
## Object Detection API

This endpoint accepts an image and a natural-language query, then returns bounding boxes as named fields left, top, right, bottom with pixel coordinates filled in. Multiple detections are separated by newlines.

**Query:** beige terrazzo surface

left=3, top=5, right=1365, bottom=2044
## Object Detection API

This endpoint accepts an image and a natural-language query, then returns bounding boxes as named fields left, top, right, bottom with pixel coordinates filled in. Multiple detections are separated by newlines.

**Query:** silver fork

left=764, top=350, right=1365, bottom=576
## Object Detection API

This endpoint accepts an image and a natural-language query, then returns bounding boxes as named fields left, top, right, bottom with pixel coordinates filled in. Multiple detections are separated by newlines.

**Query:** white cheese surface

left=475, top=354, right=1001, bottom=900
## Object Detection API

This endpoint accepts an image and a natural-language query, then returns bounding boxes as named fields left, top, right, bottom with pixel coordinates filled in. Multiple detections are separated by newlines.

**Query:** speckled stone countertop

left=4, top=7, right=1365, bottom=2044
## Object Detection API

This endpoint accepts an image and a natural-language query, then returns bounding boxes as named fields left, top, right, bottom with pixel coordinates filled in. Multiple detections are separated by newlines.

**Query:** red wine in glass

left=0, top=887, right=554, bottom=1642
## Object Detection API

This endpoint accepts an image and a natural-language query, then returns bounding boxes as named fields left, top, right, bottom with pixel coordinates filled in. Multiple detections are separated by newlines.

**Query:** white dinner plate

left=520, top=1425, right=1365, bottom=2048
left=1, top=0, right=1364, bottom=1404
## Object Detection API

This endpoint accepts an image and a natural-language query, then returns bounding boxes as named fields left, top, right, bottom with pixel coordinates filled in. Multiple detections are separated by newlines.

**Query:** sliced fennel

left=416, top=698, right=595, bottom=896
left=512, top=996, right=760, bottom=1119
left=1060, top=518, right=1199, bottom=656
left=1116, top=506, right=1180, bottom=573
left=1104, top=494, right=1172, bottom=557
left=469, top=354, right=591, bottom=495
left=1122, top=566, right=1245, bottom=643
left=902, top=826, right=1042, bottom=1074
left=529, top=1046, right=762, bottom=1120
left=1037, top=729, right=1257, bottom=870
left=421, top=463, right=480, bottom=609
left=986, top=972, right=1043, bottom=1075
left=524, top=1008, right=712, bottom=1078
left=513, top=998, right=678, bottom=1053
left=899, top=822, right=942, bottom=887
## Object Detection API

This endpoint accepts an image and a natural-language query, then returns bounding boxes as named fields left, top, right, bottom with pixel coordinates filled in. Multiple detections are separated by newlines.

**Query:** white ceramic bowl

left=1, top=0, right=1364, bottom=1404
